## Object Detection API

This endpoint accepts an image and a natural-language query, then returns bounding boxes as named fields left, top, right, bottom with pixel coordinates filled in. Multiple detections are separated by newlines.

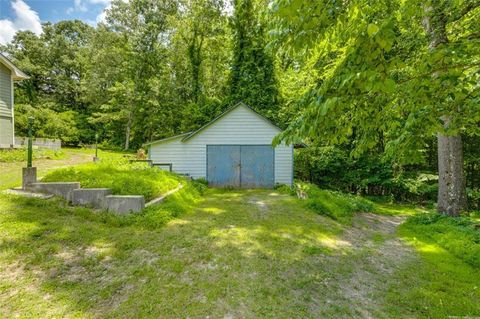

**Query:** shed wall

left=149, top=105, right=293, bottom=185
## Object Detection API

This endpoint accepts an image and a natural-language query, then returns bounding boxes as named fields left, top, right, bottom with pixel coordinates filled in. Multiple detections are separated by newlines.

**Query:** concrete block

left=22, top=167, right=37, bottom=189
left=26, top=182, right=80, bottom=201
left=104, top=195, right=145, bottom=214
left=71, top=188, right=112, bottom=208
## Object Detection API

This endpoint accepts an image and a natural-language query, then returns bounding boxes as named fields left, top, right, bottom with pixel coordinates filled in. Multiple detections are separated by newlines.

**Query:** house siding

left=149, top=105, right=293, bottom=185
left=0, top=64, right=13, bottom=146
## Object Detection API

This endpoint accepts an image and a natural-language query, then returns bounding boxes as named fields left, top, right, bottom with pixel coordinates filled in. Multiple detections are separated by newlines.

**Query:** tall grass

left=298, top=182, right=374, bottom=224
left=401, top=213, right=480, bottom=268
left=42, top=160, right=183, bottom=201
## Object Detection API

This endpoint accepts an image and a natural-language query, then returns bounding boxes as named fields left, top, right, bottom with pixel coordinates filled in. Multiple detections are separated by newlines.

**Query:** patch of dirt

left=333, top=213, right=417, bottom=318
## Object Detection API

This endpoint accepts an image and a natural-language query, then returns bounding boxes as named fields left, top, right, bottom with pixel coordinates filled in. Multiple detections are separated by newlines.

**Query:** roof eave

left=12, top=72, right=29, bottom=81
left=0, top=53, right=29, bottom=81
left=143, top=132, right=191, bottom=147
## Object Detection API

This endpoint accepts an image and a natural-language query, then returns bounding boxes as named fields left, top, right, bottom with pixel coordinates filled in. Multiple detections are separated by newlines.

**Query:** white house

left=0, top=53, right=28, bottom=148
left=145, top=102, right=293, bottom=188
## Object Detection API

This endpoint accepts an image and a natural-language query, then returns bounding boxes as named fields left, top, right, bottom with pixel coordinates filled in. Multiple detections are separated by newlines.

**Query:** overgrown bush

left=298, top=182, right=374, bottom=224
left=402, top=213, right=480, bottom=268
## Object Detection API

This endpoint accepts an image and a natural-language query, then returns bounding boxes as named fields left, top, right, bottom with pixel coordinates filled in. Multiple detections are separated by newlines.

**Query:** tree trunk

left=423, top=1, right=467, bottom=215
left=437, top=130, right=467, bottom=216
left=124, top=111, right=132, bottom=150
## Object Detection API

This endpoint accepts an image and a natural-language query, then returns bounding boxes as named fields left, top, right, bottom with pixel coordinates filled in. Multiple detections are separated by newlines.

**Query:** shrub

left=402, top=213, right=480, bottom=268
left=191, top=179, right=207, bottom=195
left=274, top=184, right=295, bottom=195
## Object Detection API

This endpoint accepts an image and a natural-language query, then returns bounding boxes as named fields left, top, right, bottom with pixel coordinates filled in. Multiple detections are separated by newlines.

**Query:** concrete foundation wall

left=104, top=195, right=145, bottom=214
left=71, top=188, right=112, bottom=208
left=26, top=182, right=80, bottom=201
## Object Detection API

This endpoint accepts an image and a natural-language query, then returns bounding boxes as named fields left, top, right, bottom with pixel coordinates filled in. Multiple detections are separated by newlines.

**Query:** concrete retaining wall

left=71, top=188, right=112, bottom=208
left=25, top=181, right=148, bottom=214
left=26, top=182, right=80, bottom=201
left=104, top=195, right=145, bottom=214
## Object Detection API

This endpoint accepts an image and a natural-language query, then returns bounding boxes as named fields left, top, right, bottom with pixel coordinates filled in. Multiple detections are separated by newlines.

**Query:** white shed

left=145, top=102, right=293, bottom=188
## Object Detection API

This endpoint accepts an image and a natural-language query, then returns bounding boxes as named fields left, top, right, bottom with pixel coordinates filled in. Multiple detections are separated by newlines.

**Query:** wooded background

left=2, top=0, right=479, bottom=211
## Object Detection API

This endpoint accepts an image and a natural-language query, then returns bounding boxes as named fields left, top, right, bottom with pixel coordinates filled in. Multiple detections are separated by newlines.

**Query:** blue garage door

left=207, top=145, right=274, bottom=188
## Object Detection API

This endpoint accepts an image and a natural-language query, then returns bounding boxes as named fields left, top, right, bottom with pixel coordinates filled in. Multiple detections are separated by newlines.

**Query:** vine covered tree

left=229, top=0, right=279, bottom=117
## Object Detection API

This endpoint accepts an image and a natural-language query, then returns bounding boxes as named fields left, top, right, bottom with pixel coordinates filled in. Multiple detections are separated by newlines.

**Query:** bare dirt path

left=329, top=213, right=417, bottom=318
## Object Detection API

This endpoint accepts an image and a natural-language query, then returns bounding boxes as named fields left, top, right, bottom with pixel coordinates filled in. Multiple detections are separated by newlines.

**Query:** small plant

left=194, top=177, right=208, bottom=186
left=274, top=183, right=295, bottom=195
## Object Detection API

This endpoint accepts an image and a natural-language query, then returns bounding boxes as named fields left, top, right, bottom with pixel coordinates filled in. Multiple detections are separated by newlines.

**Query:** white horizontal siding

left=149, top=105, right=293, bottom=185
left=0, top=64, right=13, bottom=146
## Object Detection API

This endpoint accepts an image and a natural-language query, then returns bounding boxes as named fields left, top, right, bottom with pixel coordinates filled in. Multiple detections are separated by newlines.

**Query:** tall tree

left=104, top=0, right=177, bottom=149
left=229, top=0, right=279, bottom=116
left=171, top=0, right=230, bottom=131
left=271, top=0, right=480, bottom=216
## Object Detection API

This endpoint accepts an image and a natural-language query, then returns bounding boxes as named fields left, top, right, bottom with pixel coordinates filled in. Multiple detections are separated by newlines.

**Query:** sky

left=0, top=0, right=111, bottom=44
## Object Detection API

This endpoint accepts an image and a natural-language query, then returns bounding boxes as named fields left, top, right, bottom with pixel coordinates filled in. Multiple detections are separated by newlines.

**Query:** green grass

left=42, top=161, right=184, bottom=201
left=0, top=148, right=65, bottom=162
left=381, top=220, right=480, bottom=318
left=372, top=201, right=431, bottom=216
left=299, top=182, right=374, bottom=224
left=401, top=213, right=480, bottom=268
left=0, top=148, right=129, bottom=190
left=0, top=188, right=479, bottom=317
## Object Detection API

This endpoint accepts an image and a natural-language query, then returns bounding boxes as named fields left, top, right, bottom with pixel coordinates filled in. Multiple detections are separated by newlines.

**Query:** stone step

left=71, top=188, right=112, bottom=208
left=26, top=182, right=80, bottom=201
left=104, top=195, right=145, bottom=214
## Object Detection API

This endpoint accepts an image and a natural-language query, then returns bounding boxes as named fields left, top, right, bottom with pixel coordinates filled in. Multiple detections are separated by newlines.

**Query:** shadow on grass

left=2, top=189, right=478, bottom=318
left=0, top=190, right=354, bottom=318
left=381, top=226, right=480, bottom=318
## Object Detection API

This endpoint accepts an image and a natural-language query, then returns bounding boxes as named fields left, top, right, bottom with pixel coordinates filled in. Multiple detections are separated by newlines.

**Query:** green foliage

left=4, top=0, right=232, bottom=150
left=270, top=0, right=480, bottom=214
left=42, top=160, right=183, bottom=201
left=299, top=182, right=374, bottom=223
left=14, top=104, right=79, bottom=144
left=228, top=0, right=279, bottom=117
left=271, top=0, right=480, bottom=157
left=0, top=148, right=65, bottom=163
left=402, top=213, right=480, bottom=268
left=295, top=146, right=438, bottom=203
left=274, top=183, right=295, bottom=195
left=467, top=188, right=480, bottom=211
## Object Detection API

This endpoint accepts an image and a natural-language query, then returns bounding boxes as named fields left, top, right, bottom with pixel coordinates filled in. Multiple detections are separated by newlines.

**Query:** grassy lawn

left=1, top=188, right=479, bottom=318
left=42, top=161, right=183, bottom=201
left=0, top=148, right=127, bottom=190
